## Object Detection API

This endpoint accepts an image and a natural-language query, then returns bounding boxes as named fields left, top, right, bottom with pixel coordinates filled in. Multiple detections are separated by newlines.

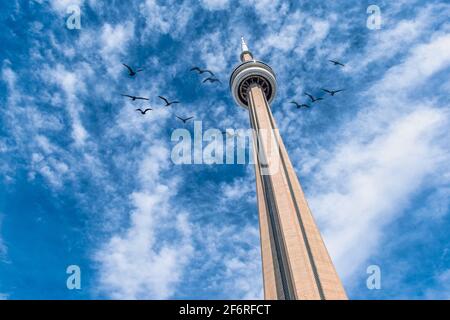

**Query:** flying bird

left=176, top=115, right=194, bottom=123
left=122, top=63, right=143, bottom=76
left=290, top=101, right=310, bottom=109
left=304, top=93, right=324, bottom=103
left=158, top=96, right=180, bottom=106
left=328, top=60, right=345, bottom=67
left=203, top=77, right=221, bottom=84
left=190, top=67, right=215, bottom=77
left=135, top=108, right=152, bottom=114
left=321, top=88, right=345, bottom=96
left=121, top=94, right=150, bottom=101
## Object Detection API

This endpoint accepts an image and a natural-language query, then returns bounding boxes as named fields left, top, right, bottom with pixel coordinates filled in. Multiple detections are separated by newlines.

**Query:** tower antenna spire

left=241, top=36, right=249, bottom=52
left=240, top=36, right=253, bottom=62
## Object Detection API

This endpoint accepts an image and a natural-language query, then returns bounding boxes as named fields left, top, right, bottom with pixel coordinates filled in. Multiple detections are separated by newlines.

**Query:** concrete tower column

left=230, top=38, right=347, bottom=300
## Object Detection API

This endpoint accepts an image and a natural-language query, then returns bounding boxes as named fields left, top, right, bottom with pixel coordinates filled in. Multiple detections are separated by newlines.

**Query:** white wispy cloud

left=95, top=187, right=194, bottom=299
left=243, top=0, right=289, bottom=27
left=425, top=269, right=450, bottom=299
left=196, top=31, right=232, bottom=74
left=48, top=0, right=85, bottom=13
left=346, top=3, right=450, bottom=74
left=45, top=63, right=89, bottom=146
left=99, top=22, right=135, bottom=78
left=3, top=13, right=194, bottom=305
left=219, top=164, right=256, bottom=204
left=0, top=220, right=7, bottom=262
left=257, top=10, right=304, bottom=54
left=201, top=0, right=229, bottom=11
left=301, top=32, right=450, bottom=284
left=1, top=63, right=71, bottom=188
left=0, top=213, right=9, bottom=266
left=370, top=32, right=450, bottom=97
left=90, top=56, right=194, bottom=298
left=310, top=107, right=448, bottom=281
left=219, top=225, right=263, bottom=299
left=192, top=222, right=263, bottom=299
left=140, top=0, right=194, bottom=39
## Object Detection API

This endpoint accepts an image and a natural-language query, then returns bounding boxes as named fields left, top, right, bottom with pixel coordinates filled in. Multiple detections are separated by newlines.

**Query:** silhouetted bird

left=122, top=63, right=143, bottom=76
left=135, top=108, right=152, bottom=114
left=190, top=67, right=215, bottom=77
left=203, top=77, right=221, bottom=84
left=304, top=93, right=324, bottom=103
left=121, top=94, right=149, bottom=101
left=321, top=89, right=345, bottom=96
left=328, top=60, right=345, bottom=67
left=290, top=101, right=310, bottom=109
left=176, top=115, right=194, bottom=123
left=158, top=96, right=180, bottom=106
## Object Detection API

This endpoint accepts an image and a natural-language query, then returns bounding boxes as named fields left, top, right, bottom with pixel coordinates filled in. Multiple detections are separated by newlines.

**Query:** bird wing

left=144, top=108, right=152, bottom=112
left=203, top=78, right=212, bottom=83
left=334, top=89, right=345, bottom=93
left=304, top=93, right=314, bottom=101
left=121, top=94, right=133, bottom=98
left=290, top=101, right=299, bottom=106
left=316, top=97, right=324, bottom=101
left=330, top=60, right=344, bottom=66
left=190, top=67, right=201, bottom=72
left=136, top=97, right=149, bottom=100
left=122, top=63, right=133, bottom=73
left=158, top=96, right=169, bottom=104
left=135, top=108, right=143, bottom=112
left=185, top=116, right=194, bottom=121
left=321, top=89, right=332, bottom=94
left=175, top=115, right=184, bottom=121
left=204, top=70, right=215, bottom=76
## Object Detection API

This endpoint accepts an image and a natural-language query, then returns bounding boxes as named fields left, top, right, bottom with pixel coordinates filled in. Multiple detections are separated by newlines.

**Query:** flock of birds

left=120, top=64, right=221, bottom=123
left=120, top=58, right=346, bottom=124
left=290, top=59, right=346, bottom=109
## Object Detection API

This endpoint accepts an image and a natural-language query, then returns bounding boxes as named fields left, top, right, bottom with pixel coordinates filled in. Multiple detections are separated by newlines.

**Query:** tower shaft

left=248, top=83, right=347, bottom=299
left=231, top=38, right=347, bottom=300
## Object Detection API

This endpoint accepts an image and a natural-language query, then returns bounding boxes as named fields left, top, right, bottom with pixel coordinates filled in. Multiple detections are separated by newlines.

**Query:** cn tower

left=230, top=38, right=347, bottom=300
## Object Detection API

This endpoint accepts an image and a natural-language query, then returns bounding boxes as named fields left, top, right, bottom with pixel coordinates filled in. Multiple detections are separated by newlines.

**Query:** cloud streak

left=303, top=31, right=450, bottom=284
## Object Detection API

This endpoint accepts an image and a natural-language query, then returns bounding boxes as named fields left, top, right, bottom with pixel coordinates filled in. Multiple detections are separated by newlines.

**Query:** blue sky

left=0, top=0, right=449, bottom=300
